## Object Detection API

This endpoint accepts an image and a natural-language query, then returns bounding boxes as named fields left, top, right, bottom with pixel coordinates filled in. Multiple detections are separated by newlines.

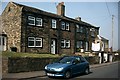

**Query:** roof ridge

left=8, top=2, right=99, bottom=28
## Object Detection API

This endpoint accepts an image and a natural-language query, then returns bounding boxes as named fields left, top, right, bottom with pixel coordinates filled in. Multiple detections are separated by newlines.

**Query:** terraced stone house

left=1, top=2, right=99, bottom=54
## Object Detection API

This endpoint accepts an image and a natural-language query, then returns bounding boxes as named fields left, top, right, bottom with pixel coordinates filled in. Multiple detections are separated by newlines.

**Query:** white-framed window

left=91, top=31, right=95, bottom=37
left=76, top=24, right=84, bottom=33
left=76, top=41, right=80, bottom=48
left=35, top=38, right=42, bottom=47
left=28, top=37, right=42, bottom=47
left=80, top=26, right=83, bottom=33
left=28, top=16, right=35, bottom=25
left=61, top=21, right=65, bottom=30
left=66, top=40, right=70, bottom=48
left=61, top=40, right=66, bottom=48
left=2, top=37, right=5, bottom=45
left=85, top=42, right=88, bottom=51
left=36, top=18, right=42, bottom=26
left=76, top=41, right=83, bottom=48
left=66, top=23, right=70, bottom=31
left=86, top=28, right=89, bottom=34
left=90, top=28, right=95, bottom=37
left=61, top=39, right=70, bottom=48
left=76, top=24, right=80, bottom=32
left=52, top=19, right=57, bottom=28
left=28, top=37, right=35, bottom=47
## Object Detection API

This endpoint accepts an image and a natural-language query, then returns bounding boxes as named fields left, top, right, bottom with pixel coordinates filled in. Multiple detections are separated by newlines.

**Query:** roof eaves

left=12, top=2, right=99, bottom=29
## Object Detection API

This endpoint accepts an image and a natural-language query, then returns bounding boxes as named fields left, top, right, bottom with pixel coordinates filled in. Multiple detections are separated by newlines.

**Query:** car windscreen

left=59, top=57, right=74, bottom=64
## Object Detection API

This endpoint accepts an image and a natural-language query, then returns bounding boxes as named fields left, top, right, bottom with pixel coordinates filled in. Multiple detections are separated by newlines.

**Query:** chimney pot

left=61, top=2, right=64, bottom=5
left=75, top=17, right=81, bottom=21
left=57, top=2, right=65, bottom=16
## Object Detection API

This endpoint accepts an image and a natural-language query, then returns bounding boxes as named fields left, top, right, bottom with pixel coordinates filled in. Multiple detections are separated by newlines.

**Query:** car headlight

left=45, top=66, right=47, bottom=69
left=54, top=67, right=64, bottom=71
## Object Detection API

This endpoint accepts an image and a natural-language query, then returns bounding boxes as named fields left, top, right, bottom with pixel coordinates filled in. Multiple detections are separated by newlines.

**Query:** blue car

left=44, top=56, right=90, bottom=78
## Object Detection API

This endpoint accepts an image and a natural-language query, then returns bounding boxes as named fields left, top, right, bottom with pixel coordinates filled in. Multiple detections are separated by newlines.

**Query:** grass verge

left=1, top=51, right=65, bottom=58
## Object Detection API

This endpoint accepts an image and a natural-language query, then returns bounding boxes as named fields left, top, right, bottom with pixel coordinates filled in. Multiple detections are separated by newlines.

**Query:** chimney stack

left=57, top=2, right=65, bottom=16
left=75, top=17, right=81, bottom=21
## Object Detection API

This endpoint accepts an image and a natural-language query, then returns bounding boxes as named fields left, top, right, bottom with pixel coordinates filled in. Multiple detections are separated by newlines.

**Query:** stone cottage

left=1, top=2, right=99, bottom=54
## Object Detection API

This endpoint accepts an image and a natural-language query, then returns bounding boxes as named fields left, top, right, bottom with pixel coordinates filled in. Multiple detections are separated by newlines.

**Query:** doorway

left=51, top=39, right=57, bottom=54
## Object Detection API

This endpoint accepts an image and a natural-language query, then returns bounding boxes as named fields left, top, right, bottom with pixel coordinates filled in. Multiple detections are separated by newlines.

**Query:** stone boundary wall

left=113, top=55, right=120, bottom=61
left=2, top=56, right=100, bottom=74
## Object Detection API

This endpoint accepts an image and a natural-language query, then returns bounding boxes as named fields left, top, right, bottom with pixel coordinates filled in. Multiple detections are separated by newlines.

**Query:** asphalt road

left=24, top=62, right=119, bottom=80
left=77, top=62, right=119, bottom=78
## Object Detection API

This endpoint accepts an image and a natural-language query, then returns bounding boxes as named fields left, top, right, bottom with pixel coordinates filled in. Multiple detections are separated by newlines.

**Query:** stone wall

left=2, top=2, right=22, bottom=52
left=2, top=56, right=100, bottom=74
left=113, top=55, right=120, bottom=61
left=59, top=22, right=75, bottom=54
left=21, top=10, right=76, bottom=54
left=2, top=58, right=8, bottom=75
left=2, top=2, right=99, bottom=54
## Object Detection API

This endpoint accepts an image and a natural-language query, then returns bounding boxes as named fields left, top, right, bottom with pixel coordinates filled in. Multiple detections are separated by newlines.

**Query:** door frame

left=50, top=38, right=57, bottom=54
left=0, top=35, right=7, bottom=51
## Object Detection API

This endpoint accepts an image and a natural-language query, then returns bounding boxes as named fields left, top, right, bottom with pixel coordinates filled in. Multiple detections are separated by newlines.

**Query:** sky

left=1, top=0, right=119, bottom=51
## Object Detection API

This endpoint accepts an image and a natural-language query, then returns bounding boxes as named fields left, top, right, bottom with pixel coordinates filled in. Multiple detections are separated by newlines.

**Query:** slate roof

left=97, top=35, right=108, bottom=41
left=10, top=2, right=99, bottom=29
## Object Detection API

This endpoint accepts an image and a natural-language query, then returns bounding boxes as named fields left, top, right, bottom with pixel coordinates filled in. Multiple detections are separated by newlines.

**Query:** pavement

left=2, top=61, right=118, bottom=80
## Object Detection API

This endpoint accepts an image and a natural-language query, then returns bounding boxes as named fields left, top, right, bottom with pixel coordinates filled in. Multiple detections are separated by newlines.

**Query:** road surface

left=23, top=61, right=119, bottom=80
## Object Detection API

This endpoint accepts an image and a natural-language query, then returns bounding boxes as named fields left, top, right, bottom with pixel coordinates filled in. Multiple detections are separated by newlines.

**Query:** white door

left=0, top=36, right=7, bottom=51
left=51, top=39, right=56, bottom=54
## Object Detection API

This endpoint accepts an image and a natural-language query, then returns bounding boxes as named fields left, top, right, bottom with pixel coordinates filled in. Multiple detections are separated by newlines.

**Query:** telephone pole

left=112, top=15, right=114, bottom=52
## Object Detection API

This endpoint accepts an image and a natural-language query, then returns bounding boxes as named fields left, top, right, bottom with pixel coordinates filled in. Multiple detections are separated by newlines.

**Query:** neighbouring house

left=1, top=2, right=100, bottom=54
left=92, top=35, right=111, bottom=63
left=92, top=35, right=109, bottom=52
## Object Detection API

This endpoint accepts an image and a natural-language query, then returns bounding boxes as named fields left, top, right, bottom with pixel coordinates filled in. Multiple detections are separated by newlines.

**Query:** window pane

left=80, top=27, right=83, bottom=33
left=91, top=31, right=95, bottom=37
left=61, top=22, right=65, bottom=30
left=36, top=38, right=42, bottom=41
left=28, top=41, right=34, bottom=47
left=76, top=41, right=80, bottom=48
left=76, top=41, right=83, bottom=48
left=2, top=37, right=5, bottom=45
left=85, top=42, right=88, bottom=51
left=35, top=38, right=42, bottom=47
left=61, top=40, right=65, bottom=48
left=28, top=37, right=35, bottom=47
left=36, top=18, right=42, bottom=26
left=66, top=40, right=70, bottom=48
left=80, top=41, right=83, bottom=48
left=36, top=41, right=42, bottom=47
left=28, top=16, right=35, bottom=25
left=52, top=19, right=56, bottom=28
left=76, top=24, right=80, bottom=32
left=66, top=23, right=69, bottom=30
left=28, top=37, right=34, bottom=40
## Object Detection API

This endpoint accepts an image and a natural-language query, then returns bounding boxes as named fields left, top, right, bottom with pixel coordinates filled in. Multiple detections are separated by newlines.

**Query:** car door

left=71, top=57, right=81, bottom=74
left=79, top=57, right=88, bottom=73
left=72, top=57, right=87, bottom=74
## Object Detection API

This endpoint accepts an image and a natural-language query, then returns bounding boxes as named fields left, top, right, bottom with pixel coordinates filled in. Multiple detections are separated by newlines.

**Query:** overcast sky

left=1, top=1, right=119, bottom=51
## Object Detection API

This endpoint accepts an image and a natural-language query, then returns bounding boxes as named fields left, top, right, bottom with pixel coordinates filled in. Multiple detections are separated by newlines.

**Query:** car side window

left=73, top=59, right=79, bottom=64
left=73, top=57, right=81, bottom=64
left=80, top=57, right=86, bottom=62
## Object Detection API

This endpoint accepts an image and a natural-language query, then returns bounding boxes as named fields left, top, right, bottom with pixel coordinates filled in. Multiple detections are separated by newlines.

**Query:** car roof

left=63, top=55, right=82, bottom=58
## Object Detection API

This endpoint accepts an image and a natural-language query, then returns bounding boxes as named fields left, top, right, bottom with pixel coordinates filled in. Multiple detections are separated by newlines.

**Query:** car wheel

left=85, top=67, right=90, bottom=74
left=64, top=71, right=71, bottom=79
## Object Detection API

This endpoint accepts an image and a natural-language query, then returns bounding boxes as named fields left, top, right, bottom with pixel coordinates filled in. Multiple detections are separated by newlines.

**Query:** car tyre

left=85, top=67, right=90, bottom=75
left=64, top=71, right=71, bottom=79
